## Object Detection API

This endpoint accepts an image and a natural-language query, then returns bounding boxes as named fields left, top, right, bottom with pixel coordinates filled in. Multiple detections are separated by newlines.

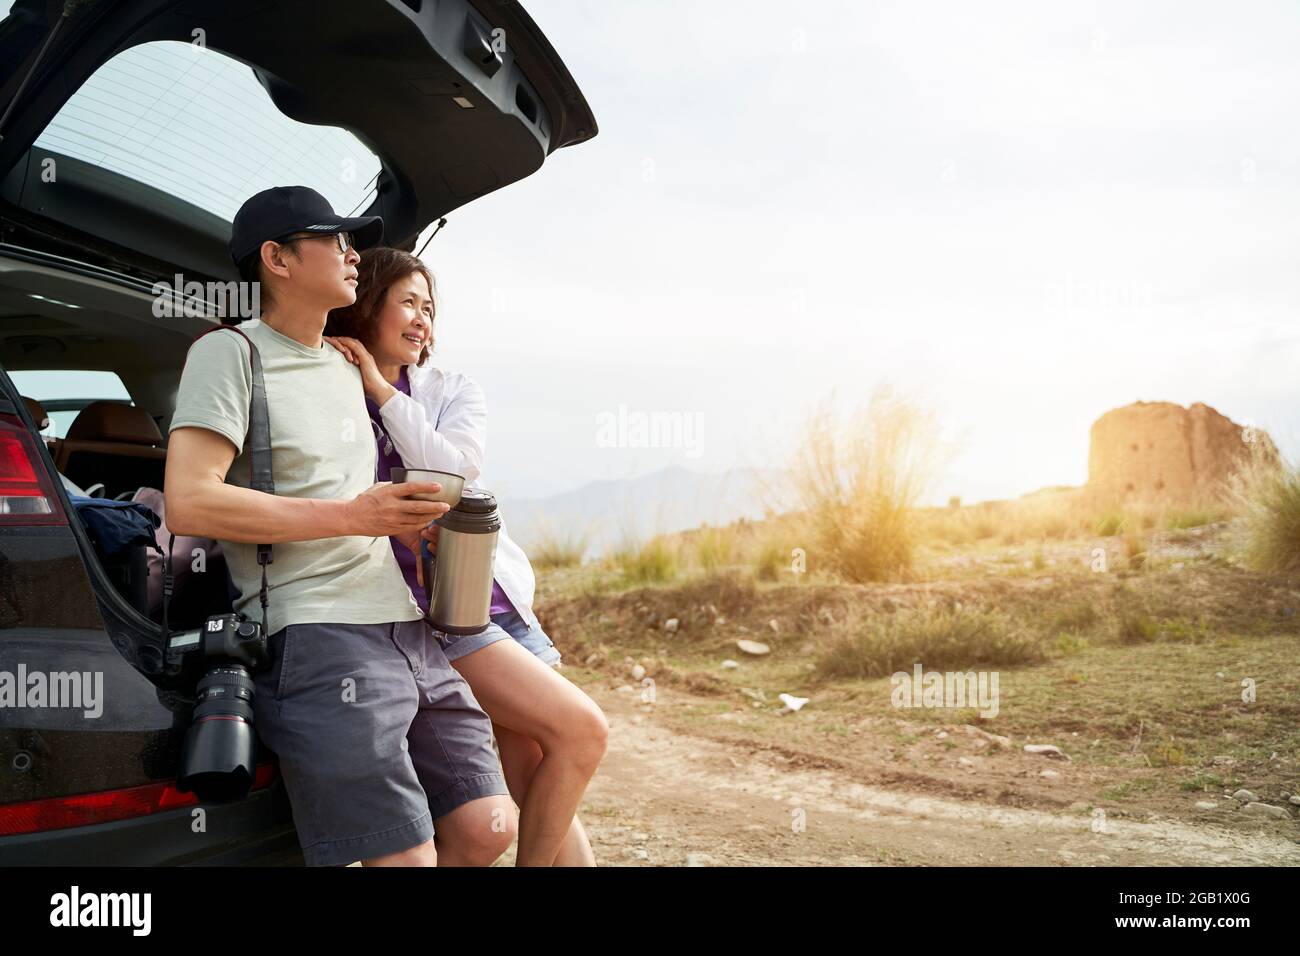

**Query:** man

left=165, top=186, right=515, bottom=866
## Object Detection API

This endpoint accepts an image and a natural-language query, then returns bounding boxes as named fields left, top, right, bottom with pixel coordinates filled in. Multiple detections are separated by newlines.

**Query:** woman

left=325, top=247, right=606, bottom=867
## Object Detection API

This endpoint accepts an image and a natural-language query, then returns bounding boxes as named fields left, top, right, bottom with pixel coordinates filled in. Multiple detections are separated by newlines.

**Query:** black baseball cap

left=228, top=185, right=384, bottom=267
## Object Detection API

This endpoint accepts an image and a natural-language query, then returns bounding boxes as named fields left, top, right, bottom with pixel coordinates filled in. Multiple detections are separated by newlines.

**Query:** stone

left=663, top=618, right=679, bottom=633
left=736, top=639, right=770, bottom=656
left=630, top=664, right=646, bottom=681
left=1231, top=788, right=1258, bottom=803
left=1024, top=744, right=1070, bottom=761
left=720, top=659, right=739, bottom=669
left=1194, top=801, right=1218, bottom=810
left=768, top=619, right=780, bottom=634
left=1242, top=802, right=1290, bottom=820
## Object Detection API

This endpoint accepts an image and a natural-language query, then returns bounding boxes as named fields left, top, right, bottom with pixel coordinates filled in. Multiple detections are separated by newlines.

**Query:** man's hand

left=345, top=481, right=449, bottom=537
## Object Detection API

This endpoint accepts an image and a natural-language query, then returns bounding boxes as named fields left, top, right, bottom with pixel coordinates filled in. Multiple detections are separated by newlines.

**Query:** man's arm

left=165, top=425, right=450, bottom=542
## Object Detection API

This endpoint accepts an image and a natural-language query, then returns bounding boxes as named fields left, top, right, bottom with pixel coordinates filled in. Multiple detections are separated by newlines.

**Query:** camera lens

left=177, top=665, right=258, bottom=803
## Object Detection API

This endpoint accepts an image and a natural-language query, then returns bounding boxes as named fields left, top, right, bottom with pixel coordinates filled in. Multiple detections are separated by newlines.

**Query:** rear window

left=8, top=370, right=132, bottom=440
left=32, top=39, right=383, bottom=223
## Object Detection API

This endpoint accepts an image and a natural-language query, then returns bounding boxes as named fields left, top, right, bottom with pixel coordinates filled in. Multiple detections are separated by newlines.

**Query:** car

left=0, top=0, right=596, bottom=865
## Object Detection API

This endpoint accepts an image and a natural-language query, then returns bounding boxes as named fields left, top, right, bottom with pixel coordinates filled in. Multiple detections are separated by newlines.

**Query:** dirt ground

left=517, top=680, right=1300, bottom=867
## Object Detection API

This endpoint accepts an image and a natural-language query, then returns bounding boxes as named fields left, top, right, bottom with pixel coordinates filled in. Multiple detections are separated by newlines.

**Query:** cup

left=390, top=467, right=465, bottom=508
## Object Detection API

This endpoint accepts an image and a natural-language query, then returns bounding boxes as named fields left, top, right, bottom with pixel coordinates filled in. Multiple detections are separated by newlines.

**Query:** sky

left=9, top=0, right=1300, bottom=506
left=416, top=0, right=1300, bottom=504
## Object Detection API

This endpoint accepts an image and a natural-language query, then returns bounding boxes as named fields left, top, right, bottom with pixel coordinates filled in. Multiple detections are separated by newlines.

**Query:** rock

left=767, top=619, right=780, bottom=634
left=1242, top=802, right=1291, bottom=820
left=628, top=848, right=649, bottom=860
left=1039, top=769, right=1060, bottom=779
left=1194, top=801, right=1218, bottom=810
left=736, top=639, right=770, bottom=656
left=1231, top=788, right=1259, bottom=803
left=714, top=616, right=727, bottom=626
left=720, top=659, right=739, bottom=670
left=1067, top=801, right=1091, bottom=813
left=1289, top=795, right=1300, bottom=806
left=777, top=693, right=809, bottom=712
left=935, top=730, right=949, bottom=739
left=1024, top=744, right=1071, bottom=761
left=957, top=756, right=975, bottom=768
left=685, top=852, right=711, bottom=867
left=615, top=684, right=635, bottom=694
left=584, top=653, right=602, bottom=667
left=1088, top=401, right=1275, bottom=505
left=663, top=618, right=679, bottom=633
left=630, top=664, right=646, bottom=681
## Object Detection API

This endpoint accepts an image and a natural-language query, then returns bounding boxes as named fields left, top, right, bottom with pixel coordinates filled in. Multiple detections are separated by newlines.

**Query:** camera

left=166, top=613, right=271, bottom=803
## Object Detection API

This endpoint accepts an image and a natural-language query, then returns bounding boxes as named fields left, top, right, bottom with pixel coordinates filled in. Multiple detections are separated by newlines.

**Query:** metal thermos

left=422, top=490, right=501, bottom=634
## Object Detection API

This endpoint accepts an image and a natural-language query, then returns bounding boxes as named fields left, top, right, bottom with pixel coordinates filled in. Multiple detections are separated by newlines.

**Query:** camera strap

left=193, top=324, right=275, bottom=634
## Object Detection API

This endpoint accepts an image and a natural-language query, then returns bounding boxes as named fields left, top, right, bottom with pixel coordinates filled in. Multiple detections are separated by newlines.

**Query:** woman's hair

left=326, top=246, right=436, bottom=367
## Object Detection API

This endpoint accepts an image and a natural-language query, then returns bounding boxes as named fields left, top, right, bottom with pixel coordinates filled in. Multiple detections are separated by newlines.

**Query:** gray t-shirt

left=169, top=319, right=422, bottom=635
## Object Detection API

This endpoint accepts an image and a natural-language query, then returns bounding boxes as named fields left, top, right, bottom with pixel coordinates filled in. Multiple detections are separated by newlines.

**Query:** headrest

left=21, top=396, right=49, bottom=431
left=65, top=401, right=162, bottom=446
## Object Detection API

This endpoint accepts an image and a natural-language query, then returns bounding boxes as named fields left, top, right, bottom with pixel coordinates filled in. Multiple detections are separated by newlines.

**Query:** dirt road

left=552, top=683, right=1300, bottom=867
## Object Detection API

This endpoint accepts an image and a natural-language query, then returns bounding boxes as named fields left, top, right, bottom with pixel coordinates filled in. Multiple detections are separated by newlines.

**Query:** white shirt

left=375, top=361, right=539, bottom=628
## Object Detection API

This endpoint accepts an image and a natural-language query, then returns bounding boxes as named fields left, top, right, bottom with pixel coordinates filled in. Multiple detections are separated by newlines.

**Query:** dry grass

left=527, top=520, right=590, bottom=570
left=790, top=388, right=945, bottom=583
left=1230, top=441, right=1300, bottom=573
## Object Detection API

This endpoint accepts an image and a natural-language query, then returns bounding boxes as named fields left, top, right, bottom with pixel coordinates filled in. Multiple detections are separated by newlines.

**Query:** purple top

left=367, top=367, right=514, bottom=617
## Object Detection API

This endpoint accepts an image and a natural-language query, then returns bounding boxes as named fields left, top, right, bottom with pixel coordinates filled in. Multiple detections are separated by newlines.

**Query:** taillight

left=0, top=761, right=278, bottom=836
left=0, top=411, right=66, bottom=525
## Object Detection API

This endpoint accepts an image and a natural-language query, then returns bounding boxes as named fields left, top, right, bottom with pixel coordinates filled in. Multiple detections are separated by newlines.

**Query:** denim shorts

left=252, top=618, right=510, bottom=866
left=433, top=607, right=562, bottom=668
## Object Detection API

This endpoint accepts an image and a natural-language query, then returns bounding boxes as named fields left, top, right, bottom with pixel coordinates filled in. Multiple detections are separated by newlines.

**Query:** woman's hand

left=394, top=524, right=438, bottom=588
left=325, top=335, right=397, bottom=406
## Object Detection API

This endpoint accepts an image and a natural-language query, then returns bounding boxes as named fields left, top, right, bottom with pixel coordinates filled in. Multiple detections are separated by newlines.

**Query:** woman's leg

left=495, top=723, right=597, bottom=866
left=451, top=640, right=608, bottom=866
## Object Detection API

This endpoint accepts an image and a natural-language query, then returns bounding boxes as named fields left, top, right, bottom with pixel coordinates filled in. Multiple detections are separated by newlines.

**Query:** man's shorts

left=433, top=607, right=562, bottom=668
left=251, top=618, right=510, bottom=866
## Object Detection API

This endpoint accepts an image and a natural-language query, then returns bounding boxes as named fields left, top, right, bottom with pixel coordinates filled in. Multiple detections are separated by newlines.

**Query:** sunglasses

left=278, top=230, right=355, bottom=255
